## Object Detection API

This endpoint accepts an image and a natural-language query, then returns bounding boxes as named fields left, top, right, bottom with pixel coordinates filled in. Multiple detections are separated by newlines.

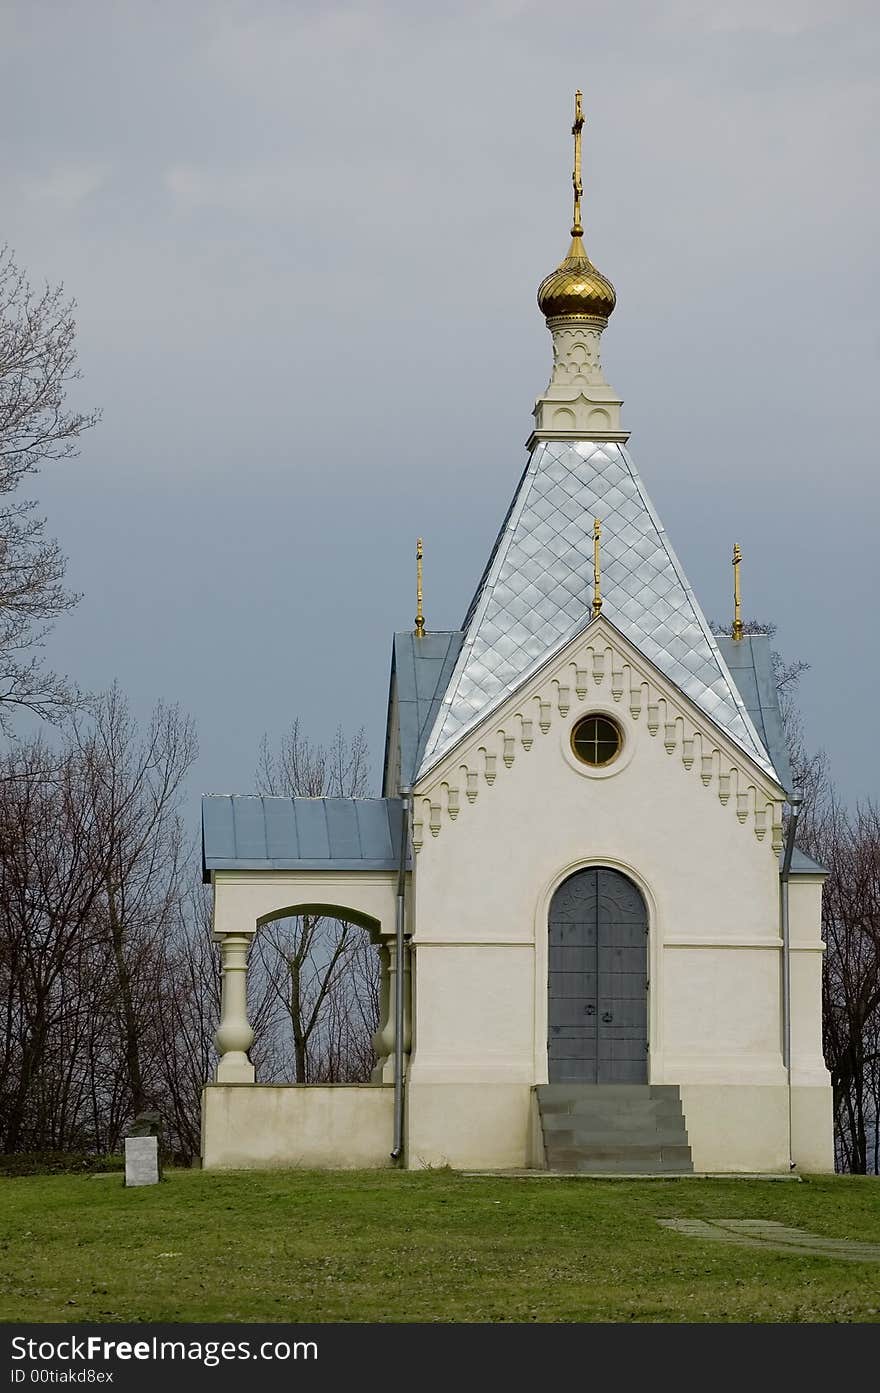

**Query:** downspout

left=780, top=790, right=803, bottom=1172
left=390, top=789, right=410, bottom=1161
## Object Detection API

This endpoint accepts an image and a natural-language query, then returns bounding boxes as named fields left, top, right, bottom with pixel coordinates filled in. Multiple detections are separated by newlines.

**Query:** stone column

left=370, top=944, right=393, bottom=1082
left=371, top=939, right=411, bottom=1083
left=214, top=932, right=255, bottom=1083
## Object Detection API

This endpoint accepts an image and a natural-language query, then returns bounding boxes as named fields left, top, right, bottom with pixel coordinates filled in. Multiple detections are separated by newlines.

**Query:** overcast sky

left=1, top=0, right=877, bottom=815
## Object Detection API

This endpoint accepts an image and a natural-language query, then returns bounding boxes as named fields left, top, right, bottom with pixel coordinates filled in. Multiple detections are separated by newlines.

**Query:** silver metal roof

left=419, top=440, right=776, bottom=780
left=202, top=795, right=404, bottom=881
left=716, top=634, right=792, bottom=790
left=383, top=630, right=464, bottom=794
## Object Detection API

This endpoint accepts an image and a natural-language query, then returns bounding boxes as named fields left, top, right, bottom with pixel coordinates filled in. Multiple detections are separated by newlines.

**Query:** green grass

left=1, top=1169, right=879, bottom=1322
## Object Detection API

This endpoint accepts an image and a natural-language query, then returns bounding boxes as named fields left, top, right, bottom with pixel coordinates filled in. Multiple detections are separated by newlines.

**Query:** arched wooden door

left=548, top=867, right=648, bottom=1084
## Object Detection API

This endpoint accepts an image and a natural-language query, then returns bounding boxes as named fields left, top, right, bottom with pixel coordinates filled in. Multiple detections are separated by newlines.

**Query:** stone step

left=537, top=1084, right=653, bottom=1102
left=539, top=1095, right=675, bottom=1109
left=538, top=1103, right=684, bottom=1122
left=546, top=1127, right=690, bottom=1149
left=546, top=1142, right=692, bottom=1164
left=536, top=1083, right=694, bottom=1175
left=546, top=1149, right=693, bottom=1175
left=537, top=1084, right=682, bottom=1101
left=576, top=1158, right=693, bottom=1175
left=540, top=1102, right=685, bottom=1127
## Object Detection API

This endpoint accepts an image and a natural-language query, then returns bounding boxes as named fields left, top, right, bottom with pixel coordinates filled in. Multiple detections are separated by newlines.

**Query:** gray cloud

left=0, top=0, right=877, bottom=804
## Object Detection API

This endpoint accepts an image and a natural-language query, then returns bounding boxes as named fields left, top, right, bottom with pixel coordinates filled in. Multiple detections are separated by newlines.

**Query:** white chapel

left=200, top=95, right=834, bottom=1175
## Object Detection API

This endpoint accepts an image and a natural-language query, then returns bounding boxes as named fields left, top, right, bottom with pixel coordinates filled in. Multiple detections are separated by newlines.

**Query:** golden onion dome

left=537, top=234, right=616, bottom=324
left=538, top=91, right=616, bottom=324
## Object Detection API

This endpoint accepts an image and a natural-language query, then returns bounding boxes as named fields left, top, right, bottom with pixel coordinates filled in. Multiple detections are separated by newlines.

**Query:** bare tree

left=711, top=616, right=880, bottom=1171
left=0, top=690, right=205, bottom=1159
left=253, top=721, right=379, bottom=1083
left=803, top=799, right=880, bottom=1173
left=0, top=735, right=106, bottom=1150
left=256, top=719, right=370, bottom=801
left=151, top=885, right=221, bottom=1161
left=0, top=247, right=98, bottom=729
left=73, top=686, right=197, bottom=1119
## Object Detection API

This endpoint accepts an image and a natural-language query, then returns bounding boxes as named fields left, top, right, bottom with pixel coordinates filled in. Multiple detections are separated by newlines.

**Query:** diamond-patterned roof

left=418, top=440, right=777, bottom=780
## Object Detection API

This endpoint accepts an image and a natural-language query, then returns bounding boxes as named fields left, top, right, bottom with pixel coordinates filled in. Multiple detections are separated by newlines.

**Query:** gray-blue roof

left=202, top=795, right=404, bottom=881
left=716, top=633, right=793, bottom=790
left=783, top=846, right=829, bottom=877
left=383, top=630, right=464, bottom=793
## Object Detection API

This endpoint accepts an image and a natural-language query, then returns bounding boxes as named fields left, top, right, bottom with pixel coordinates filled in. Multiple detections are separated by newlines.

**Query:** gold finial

left=592, top=516, right=603, bottom=618
left=414, top=537, right=425, bottom=638
left=732, top=542, right=743, bottom=641
left=571, top=89, right=584, bottom=238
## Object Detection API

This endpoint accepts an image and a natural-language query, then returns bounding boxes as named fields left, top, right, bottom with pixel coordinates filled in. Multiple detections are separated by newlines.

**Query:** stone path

left=658, top=1218, right=880, bottom=1263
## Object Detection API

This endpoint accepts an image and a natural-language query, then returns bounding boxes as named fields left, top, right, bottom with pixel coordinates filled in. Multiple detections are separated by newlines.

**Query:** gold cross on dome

left=571, top=90, right=585, bottom=238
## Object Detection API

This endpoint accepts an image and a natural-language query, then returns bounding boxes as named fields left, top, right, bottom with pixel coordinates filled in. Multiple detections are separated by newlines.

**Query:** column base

left=371, top=1054, right=399, bottom=1084
left=215, top=1052, right=255, bottom=1084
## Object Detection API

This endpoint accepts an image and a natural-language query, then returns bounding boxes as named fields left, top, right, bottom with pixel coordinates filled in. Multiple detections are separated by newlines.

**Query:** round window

left=571, top=714, right=622, bottom=767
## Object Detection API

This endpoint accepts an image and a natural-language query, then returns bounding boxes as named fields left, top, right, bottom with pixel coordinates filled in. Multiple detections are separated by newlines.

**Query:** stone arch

left=256, top=900, right=382, bottom=940
left=212, top=871, right=398, bottom=941
left=252, top=900, right=386, bottom=1085
left=211, top=870, right=401, bottom=1086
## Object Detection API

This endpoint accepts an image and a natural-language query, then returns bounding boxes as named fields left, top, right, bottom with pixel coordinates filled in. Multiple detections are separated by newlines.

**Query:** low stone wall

left=201, top=1084, right=395, bottom=1170
left=678, top=1083, right=835, bottom=1173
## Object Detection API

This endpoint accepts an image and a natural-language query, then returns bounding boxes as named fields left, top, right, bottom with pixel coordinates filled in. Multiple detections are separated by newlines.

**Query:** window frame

left=570, top=712, right=624, bottom=769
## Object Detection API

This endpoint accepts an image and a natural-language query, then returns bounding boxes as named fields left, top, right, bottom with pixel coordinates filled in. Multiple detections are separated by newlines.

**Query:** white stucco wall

left=202, top=1085, right=395, bottom=1170
left=406, top=618, right=833, bottom=1171
left=211, top=869, right=399, bottom=940
left=201, top=619, right=833, bottom=1174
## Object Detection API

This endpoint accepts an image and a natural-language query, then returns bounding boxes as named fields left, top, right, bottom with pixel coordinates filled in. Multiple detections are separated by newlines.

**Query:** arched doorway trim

left=547, top=867, right=647, bottom=1083
left=532, top=856, right=662, bottom=1086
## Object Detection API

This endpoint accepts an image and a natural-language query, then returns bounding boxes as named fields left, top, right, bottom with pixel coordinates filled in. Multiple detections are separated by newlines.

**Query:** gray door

left=548, top=867, right=648, bottom=1084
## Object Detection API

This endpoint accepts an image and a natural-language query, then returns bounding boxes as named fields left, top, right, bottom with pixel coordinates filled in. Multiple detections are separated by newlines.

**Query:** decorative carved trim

left=415, top=630, right=785, bottom=851
left=533, top=320, right=624, bottom=436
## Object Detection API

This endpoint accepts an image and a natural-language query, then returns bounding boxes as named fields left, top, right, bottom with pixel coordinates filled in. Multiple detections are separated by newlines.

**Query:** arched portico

left=211, top=868, right=407, bottom=1084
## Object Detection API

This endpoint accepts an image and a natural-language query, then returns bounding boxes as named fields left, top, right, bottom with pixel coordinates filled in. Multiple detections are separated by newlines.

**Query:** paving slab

left=657, top=1218, right=880, bottom=1263
left=461, top=1170, right=802, bottom=1181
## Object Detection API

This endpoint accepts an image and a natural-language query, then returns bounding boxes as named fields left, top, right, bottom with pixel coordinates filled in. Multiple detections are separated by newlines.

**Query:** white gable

left=419, top=439, right=775, bottom=780
left=411, top=614, right=786, bottom=860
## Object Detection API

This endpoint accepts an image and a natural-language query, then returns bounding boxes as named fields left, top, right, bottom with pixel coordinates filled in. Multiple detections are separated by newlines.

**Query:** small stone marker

left=124, top=1111, right=162, bottom=1187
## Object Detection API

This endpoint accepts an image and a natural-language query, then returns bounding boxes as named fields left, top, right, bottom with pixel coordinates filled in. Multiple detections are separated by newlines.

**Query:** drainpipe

left=780, top=790, right=803, bottom=1172
left=390, top=790, right=410, bottom=1161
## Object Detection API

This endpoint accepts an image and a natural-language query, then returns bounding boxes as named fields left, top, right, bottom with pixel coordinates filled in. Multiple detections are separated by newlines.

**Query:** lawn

left=1, top=1169, right=878, bottom=1323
